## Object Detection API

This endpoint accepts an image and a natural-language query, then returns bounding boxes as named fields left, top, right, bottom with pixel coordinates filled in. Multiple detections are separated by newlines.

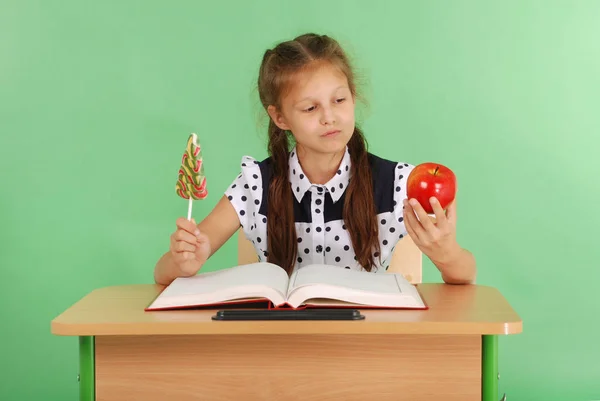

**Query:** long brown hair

left=257, top=33, right=380, bottom=274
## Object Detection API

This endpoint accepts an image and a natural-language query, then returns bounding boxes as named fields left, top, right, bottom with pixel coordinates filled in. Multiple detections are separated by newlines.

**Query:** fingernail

left=195, top=229, right=200, bottom=236
left=430, top=197, right=437, bottom=204
left=410, top=199, right=418, bottom=207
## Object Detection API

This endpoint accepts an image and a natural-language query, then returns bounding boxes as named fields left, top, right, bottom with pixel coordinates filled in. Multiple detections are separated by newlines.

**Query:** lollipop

left=176, top=133, right=207, bottom=220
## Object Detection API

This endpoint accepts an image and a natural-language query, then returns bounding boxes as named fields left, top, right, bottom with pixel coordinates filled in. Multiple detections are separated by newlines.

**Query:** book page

left=285, top=264, right=425, bottom=309
left=288, top=264, right=404, bottom=294
left=149, top=263, right=289, bottom=309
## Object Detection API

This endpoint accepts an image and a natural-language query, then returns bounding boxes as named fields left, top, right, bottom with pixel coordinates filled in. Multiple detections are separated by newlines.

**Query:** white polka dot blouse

left=225, top=146, right=415, bottom=272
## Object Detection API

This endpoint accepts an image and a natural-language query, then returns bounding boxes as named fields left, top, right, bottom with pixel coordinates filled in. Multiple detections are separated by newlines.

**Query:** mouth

left=322, top=130, right=341, bottom=137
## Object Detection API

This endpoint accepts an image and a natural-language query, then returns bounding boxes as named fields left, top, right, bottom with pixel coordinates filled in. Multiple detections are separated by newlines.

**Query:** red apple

left=406, top=162, right=456, bottom=214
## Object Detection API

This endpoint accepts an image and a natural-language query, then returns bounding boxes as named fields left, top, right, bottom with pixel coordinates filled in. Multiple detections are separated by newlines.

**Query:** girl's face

left=268, top=63, right=355, bottom=159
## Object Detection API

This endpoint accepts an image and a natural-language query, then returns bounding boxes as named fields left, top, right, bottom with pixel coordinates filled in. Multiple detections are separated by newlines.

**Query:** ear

left=267, top=105, right=291, bottom=131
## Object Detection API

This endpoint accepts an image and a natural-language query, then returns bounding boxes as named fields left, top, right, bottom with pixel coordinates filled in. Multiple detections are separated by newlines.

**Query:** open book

left=146, top=263, right=427, bottom=311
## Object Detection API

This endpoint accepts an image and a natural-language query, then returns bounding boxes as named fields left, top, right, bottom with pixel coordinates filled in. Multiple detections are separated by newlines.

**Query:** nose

left=319, top=106, right=336, bottom=125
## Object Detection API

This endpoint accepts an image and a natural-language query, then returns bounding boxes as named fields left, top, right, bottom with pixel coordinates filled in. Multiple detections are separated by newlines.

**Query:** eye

left=302, top=105, right=316, bottom=113
left=336, top=98, right=346, bottom=103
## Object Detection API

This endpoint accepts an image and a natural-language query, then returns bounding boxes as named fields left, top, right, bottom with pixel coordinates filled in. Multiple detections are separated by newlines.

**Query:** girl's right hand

left=170, top=218, right=211, bottom=277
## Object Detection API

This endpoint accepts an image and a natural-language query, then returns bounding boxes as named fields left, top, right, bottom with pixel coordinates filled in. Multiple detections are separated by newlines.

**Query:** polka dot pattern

left=224, top=148, right=414, bottom=273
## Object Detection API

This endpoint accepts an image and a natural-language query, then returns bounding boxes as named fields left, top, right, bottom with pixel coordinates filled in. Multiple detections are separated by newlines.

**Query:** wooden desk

left=51, top=283, right=522, bottom=401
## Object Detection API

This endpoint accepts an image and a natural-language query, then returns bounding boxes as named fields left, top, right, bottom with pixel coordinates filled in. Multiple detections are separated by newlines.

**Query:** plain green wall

left=2, top=0, right=599, bottom=399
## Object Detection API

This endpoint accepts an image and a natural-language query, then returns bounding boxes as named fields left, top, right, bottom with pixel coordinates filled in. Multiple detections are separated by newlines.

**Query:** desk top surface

left=51, top=283, right=522, bottom=336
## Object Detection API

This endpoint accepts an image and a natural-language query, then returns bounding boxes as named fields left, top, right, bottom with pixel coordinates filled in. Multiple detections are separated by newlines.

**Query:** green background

left=2, top=1, right=599, bottom=399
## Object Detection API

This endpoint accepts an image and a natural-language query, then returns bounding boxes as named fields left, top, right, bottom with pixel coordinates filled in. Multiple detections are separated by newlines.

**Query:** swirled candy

left=175, top=133, right=207, bottom=200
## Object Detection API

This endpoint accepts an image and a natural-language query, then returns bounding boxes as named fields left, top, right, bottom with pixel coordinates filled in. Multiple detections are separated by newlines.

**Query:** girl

left=154, top=33, right=476, bottom=286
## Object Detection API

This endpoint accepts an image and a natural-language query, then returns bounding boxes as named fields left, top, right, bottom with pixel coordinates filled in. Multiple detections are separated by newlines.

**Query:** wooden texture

left=238, top=228, right=423, bottom=283
left=96, top=334, right=481, bottom=401
left=386, top=232, right=422, bottom=282
left=51, top=283, right=522, bottom=336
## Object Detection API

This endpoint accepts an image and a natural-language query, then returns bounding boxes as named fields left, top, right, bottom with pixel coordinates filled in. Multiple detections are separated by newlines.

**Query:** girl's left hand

left=403, top=197, right=461, bottom=265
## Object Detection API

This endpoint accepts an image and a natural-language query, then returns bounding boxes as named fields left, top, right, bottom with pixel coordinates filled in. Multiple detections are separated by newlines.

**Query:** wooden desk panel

left=96, top=334, right=481, bottom=401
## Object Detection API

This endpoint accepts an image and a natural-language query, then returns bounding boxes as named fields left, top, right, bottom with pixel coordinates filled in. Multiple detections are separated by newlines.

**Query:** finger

left=430, top=197, right=450, bottom=231
left=170, top=235, right=195, bottom=254
left=175, top=241, right=196, bottom=253
left=403, top=199, right=426, bottom=241
left=174, top=251, right=195, bottom=264
left=176, top=217, right=200, bottom=236
left=172, top=229, right=198, bottom=246
left=446, top=198, right=457, bottom=225
left=196, top=231, right=210, bottom=244
left=403, top=209, right=420, bottom=243
left=409, top=198, right=438, bottom=234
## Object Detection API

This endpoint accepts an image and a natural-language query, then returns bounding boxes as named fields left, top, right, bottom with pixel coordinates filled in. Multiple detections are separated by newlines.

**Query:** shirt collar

left=288, top=146, right=352, bottom=203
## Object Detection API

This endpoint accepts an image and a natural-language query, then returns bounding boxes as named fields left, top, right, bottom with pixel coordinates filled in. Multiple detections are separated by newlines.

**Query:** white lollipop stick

left=187, top=197, right=193, bottom=221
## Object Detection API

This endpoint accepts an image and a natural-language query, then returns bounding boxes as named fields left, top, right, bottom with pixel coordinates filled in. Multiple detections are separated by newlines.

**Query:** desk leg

left=79, top=336, right=95, bottom=401
left=482, top=335, right=498, bottom=401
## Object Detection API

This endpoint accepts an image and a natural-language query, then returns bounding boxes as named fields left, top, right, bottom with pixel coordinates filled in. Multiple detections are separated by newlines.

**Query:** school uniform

left=225, top=146, right=414, bottom=272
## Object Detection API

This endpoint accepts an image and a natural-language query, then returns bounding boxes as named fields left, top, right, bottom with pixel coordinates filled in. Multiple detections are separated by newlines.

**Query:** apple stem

left=434, top=166, right=439, bottom=175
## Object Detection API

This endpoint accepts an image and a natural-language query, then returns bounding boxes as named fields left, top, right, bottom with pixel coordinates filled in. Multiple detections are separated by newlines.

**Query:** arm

left=154, top=195, right=241, bottom=285
left=430, top=244, right=477, bottom=285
